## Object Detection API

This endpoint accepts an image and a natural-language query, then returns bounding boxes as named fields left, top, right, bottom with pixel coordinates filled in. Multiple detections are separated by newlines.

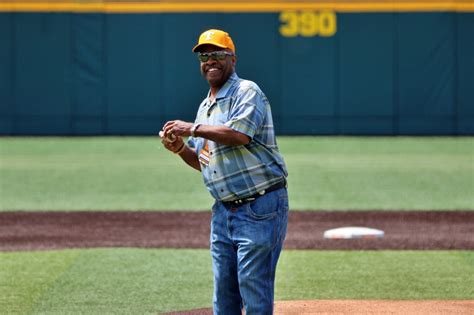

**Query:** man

left=160, top=29, right=288, bottom=315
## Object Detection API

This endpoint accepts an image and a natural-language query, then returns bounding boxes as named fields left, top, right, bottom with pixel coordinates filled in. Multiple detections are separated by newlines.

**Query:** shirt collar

left=206, top=72, right=239, bottom=104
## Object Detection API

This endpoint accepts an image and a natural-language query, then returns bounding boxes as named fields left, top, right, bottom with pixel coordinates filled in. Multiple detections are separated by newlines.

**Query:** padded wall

left=0, top=12, right=472, bottom=135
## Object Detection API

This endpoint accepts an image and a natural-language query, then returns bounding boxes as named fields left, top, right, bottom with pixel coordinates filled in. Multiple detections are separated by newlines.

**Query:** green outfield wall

left=0, top=1, right=473, bottom=135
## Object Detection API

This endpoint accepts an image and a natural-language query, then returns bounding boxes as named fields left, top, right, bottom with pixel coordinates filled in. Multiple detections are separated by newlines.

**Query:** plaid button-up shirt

left=187, top=73, right=288, bottom=202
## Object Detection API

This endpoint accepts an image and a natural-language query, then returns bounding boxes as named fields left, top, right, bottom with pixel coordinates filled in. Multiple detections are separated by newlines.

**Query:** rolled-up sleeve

left=186, top=137, right=198, bottom=154
left=224, top=88, right=265, bottom=139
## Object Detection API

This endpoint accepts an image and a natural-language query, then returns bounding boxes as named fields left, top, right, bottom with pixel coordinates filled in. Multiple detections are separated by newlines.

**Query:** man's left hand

left=162, top=120, right=193, bottom=138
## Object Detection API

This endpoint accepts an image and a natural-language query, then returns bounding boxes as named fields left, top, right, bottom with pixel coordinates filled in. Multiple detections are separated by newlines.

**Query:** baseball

left=159, top=130, right=177, bottom=143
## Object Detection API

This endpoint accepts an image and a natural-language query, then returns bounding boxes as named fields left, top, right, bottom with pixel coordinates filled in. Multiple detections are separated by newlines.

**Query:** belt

left=221, top=180, right=287, bottom=207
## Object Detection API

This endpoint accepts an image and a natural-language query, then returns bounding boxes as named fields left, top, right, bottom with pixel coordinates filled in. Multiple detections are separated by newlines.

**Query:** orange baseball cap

left=192, top=29, right=236, bottom=53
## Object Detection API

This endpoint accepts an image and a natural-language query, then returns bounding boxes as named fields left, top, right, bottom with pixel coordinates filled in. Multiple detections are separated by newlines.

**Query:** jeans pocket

left=246, top=193, right=279, bottom=220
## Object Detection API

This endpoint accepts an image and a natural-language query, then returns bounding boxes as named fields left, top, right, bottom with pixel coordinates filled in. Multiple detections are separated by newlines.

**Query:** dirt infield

left=163, top=300, right=474, bottom=315
left=1, top=210, right=473, bottom=251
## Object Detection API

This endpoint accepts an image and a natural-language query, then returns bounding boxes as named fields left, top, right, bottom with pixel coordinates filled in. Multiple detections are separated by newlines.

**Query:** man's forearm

left=194, top=124, right=250, bottom=146
left=162, top=120, right=250, bottom=146
left=178, top=146, right=201, bottom=171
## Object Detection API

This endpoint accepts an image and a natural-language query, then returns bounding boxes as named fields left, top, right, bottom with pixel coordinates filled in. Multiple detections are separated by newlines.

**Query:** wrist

left=173, top=142, right=186, bottom=154
left=190, top=123, right=201, bottom=137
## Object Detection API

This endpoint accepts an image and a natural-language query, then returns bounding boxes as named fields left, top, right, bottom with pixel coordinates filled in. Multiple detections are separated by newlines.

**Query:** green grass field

left=1, top=137, right=473, bottom=210
left=0, top=136, right=473, bottom=314
left=1, top=249, right=473, bottom=314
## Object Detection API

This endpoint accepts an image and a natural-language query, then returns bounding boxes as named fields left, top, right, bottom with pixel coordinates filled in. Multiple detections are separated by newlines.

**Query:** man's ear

left=232, top=55, right=237, bottom=66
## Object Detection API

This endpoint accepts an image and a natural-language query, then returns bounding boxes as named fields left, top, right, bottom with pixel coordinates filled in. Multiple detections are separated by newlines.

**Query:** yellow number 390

left=279, top=11, right=337, bottom=37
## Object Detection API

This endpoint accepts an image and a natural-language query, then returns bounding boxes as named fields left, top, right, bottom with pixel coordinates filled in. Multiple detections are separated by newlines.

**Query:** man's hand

left=159, top=124, right=201, bottom=171
left=160, top=133, right=185, bottom=153
left=159, top=130, right=177, bottom=143
left=162, top=120, right=194, bottom=138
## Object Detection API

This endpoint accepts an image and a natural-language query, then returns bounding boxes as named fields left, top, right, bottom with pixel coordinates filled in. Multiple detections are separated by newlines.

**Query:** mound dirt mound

left=163, top=300, right=474, bottom=315
left=0, top=211, right=473, bottom=251
left=274, top=300, right=474, bottom=314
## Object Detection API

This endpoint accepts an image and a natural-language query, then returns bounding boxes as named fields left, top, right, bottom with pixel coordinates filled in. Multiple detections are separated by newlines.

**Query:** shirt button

left=220, top=189, right=224, bottom=192
left=214, top=170, right=217, bottom=174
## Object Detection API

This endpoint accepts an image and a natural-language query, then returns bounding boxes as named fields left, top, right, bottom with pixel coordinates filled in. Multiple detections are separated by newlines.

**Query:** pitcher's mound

left=165, top=300, right=474, bottom=314
left=275, top=300, right=474, bottom=314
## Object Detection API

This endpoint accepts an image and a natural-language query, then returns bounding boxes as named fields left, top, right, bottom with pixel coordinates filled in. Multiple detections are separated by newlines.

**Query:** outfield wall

left=0, top=1, right=473, bottom=135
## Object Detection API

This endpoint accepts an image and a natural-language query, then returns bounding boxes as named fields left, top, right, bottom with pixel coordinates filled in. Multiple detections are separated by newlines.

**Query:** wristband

left=173, top=143, right=186, bottom=154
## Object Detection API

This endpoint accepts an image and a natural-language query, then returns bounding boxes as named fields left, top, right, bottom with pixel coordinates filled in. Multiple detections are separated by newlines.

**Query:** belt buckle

left=237, top=197, right=256, bottom=205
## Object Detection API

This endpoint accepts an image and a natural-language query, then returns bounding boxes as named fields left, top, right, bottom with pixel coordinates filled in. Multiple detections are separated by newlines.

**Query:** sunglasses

left=197, top=51, right=234, bottom=62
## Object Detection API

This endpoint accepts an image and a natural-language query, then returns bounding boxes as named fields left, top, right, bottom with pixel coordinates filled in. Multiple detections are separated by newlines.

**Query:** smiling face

left=198, top=45, right=236, bottom=90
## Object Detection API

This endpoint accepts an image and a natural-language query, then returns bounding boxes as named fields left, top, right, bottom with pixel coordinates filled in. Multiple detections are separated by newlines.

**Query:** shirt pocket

left=212, top=97, right=233, bottom=124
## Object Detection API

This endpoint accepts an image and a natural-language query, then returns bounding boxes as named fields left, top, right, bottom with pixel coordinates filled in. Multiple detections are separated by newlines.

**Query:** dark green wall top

left=0, top=11, right=473, bottom=135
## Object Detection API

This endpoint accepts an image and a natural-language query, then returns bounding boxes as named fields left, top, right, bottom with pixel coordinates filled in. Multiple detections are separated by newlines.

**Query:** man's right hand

left=160, top=134, right=184, bottom=153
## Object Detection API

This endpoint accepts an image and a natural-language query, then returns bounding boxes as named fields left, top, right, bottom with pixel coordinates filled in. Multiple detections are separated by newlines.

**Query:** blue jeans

left=210, top=188, right=289, bottom=315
